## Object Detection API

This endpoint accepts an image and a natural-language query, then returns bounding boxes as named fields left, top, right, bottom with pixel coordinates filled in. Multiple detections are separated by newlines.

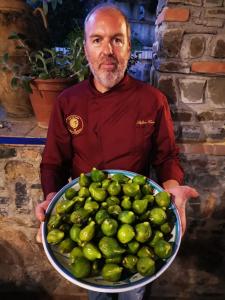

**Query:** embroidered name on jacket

left=66, top=115, right=84, bottom=135
left=136, top=120, right=155, bottom=126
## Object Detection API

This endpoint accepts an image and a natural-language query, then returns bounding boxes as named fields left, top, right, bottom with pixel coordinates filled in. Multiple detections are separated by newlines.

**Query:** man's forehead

left=85, top=8, right=127, bottom=36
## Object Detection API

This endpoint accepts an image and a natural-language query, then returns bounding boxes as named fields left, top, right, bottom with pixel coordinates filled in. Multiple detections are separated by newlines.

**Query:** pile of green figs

left=46, top=168, right=176, bottom=282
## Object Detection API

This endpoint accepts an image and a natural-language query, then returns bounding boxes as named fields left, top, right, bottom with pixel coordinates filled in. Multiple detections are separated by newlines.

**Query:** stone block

left=191, top=8, right=202, bottom=18
left=203, top=123, right=225, bottom=141
left=0, top=197, right=9, bottom=217
left=207, top=78, right=225, bottom=107
left=15, top=182, right=29, bottom=210
left=159, top=29, right=184, bottom=58
left=149, top=66, right=158, bottom=86
left=0, top=206, right=8, bottom=216
left=204, top=0, right=224, bottom=7
left=157, top=60, right=190, bottom=73
left=171, top=110, right=193, bottom=122
left=0, top=168, right=5, bottom=189
left=185, top=27, right=218, bottom=34
left=197, top=110, right=225, bottom=121
left=0, top=148, right=16, bottom=159
left=179, top=78, right=206, bottom=103
left=173, top=123, right=182, bottom=139
left=20, top=148, right=41, bottom=161
left=205, top=8, right=225, bottom=18
left=190, top=36, right=206, bottom=57
left=179, top=143, right=225, bottom=155
left=211, top=35, right=225, bottom=58
left=156, top=0, right=168, bottom=16
left=4, top=160, right=37, bottom=184
left=156, top=7, right=190, bottom=25
left=181, top=35, right=206, bottom=58
left=202, top=19, right=224, bottom=27
left=31, top=183, right=42, bottom=189
left=157, top=76, right=178, bottom=104
left=168, top=0, right=203, bottom=6
left=0, top=196, right=9, bottom=204
left=191, top=61, right=225, bottom=74
left=180, top=125, right=203, bottom=141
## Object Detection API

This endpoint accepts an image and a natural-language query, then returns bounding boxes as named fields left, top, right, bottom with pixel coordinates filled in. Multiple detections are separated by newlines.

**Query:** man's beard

left=88, top=56, right=128, bottom=90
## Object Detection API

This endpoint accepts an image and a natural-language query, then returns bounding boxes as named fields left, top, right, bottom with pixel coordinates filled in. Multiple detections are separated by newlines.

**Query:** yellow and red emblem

left=66, top=115, right=84, bottom=135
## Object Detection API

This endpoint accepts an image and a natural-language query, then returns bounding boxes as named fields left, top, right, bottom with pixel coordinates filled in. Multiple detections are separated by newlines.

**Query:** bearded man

left=36, top=4, right=198, bottom=300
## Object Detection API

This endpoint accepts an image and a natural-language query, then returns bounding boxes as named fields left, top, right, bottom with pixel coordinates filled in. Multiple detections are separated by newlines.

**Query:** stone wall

left=152, top=0, right=225, bottom=142
left=0, top=145, right=88, bottom=299
left=0, top=143, right=224, bottom=299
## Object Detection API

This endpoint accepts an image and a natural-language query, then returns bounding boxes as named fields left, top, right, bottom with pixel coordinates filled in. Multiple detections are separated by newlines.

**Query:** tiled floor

left=0, top=116, right=47, bottom=138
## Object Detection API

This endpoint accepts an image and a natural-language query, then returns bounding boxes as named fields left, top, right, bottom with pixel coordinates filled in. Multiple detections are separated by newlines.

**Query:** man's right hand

left=35, top=192, right=56, bottom=243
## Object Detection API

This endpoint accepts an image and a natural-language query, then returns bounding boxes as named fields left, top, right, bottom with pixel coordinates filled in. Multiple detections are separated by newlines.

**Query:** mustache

left=99, top=55, right=118, bottom=65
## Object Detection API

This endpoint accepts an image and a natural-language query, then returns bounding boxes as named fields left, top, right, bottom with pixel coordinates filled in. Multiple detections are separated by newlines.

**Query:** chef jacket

left=40, top=74, right=184, bottom=198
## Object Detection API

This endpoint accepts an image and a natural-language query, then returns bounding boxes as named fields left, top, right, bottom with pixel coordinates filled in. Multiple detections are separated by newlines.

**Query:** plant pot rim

left=0, top=0, right=28, bottom=11
left=32, top=77, right=75, bottom=83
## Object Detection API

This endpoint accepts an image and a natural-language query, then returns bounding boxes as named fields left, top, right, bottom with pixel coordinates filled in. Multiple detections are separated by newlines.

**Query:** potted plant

left=1, top=32, right=88, bottom=128
left=0, top=0, right=50, bottom=118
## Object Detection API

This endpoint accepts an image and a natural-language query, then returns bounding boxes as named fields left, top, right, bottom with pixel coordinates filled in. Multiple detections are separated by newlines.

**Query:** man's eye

left=113, top=38, right=123, bottom=45
left=93, top=38, right=101, bottom=44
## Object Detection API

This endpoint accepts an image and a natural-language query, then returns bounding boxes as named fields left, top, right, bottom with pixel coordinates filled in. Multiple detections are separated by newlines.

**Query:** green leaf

left=43, top=1, right=48, bottom=15
left=8, top=32, right=26, bottom=40
left=16, top=33, right=27, bottom=40
left=22, top=79, right=32, bottom=93
left=8, top=32, right=20, bottom=40
left=11, top=77, right=19, bottom=89
left=12, top=65, right=19, bottom=73
left=2, top=53, right=9, bottom=63
left=43, top=48, right=55, bottom=58
left=51, top=0, right=58, bottom=10
left=15, top=46, right=25, bottom=50
left=1, top=66, right=8, bottom=72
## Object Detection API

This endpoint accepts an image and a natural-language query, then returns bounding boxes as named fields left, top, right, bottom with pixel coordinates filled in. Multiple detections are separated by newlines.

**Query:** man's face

left=84, top=9, right=131, bottom=93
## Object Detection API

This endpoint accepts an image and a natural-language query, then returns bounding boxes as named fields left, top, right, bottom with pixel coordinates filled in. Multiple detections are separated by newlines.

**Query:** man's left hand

left=165, top=185, right=199, bottom=235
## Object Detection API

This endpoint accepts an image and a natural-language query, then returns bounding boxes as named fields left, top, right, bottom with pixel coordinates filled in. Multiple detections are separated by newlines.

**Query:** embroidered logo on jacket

left=66, top=115, right=84, bottom=135
left=136, top=120, right=155, bottom=126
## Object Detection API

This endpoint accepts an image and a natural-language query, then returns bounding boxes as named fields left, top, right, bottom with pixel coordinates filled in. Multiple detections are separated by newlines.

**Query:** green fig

left=117, top=224, right=135, bottom=244
left=79, top=173, right=90, bottom=187
left=118, top=211, right=135, bottom=224
left=135, top=222, right=152, bottom=243
left=79, top=221, right=95, bottom=242
left=102, top=264, right=123, bottom=282
left=83, top=242, right=102, bottom=261
left=101, top=218, right=118, bottom=237
left=70, top=257, right=91, bottom=279
left=137, top=257, right=155, bottom=276
left=99, top=237, right=125, bottom=258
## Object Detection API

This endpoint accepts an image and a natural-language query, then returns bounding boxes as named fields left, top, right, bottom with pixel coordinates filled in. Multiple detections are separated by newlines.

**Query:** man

left=36, top=4, right=198, bottom=300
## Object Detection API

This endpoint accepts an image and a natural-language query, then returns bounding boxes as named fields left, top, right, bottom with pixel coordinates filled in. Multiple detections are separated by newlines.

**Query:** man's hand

left=165, top=186, right=199, bottom=235
left=35, top=192, right=56, bottom=243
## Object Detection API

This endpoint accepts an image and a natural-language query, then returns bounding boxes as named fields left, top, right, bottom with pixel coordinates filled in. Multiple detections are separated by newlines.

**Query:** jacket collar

left=88, top=72, right=132, bottom=97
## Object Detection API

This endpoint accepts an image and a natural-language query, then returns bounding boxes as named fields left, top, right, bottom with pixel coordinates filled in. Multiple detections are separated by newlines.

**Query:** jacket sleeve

left=40, top=96, right=73, bottom=198
left=151, top=94, right=184, bottom=185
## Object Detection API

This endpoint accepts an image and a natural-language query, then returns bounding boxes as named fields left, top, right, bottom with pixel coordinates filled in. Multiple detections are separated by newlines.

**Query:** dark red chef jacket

left=40, top=74, right=184, bottom=198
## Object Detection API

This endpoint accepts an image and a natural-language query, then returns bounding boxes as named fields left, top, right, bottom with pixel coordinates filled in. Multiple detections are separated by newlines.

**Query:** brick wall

left=152, top=0, right=225, bottom=142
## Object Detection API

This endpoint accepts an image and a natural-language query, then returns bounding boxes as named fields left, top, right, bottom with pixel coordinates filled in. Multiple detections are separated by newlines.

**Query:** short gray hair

left=84, top=3, right=131, bottom=41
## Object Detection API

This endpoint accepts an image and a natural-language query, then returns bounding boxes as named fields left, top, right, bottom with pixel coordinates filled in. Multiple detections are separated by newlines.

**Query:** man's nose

left=102, top=41, right=113, bottom=55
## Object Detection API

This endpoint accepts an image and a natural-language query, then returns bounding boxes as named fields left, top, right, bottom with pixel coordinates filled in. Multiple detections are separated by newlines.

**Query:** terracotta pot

left=0, top=0, right=48, bottom=118
left=30, top=78, right=75, bottom=128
